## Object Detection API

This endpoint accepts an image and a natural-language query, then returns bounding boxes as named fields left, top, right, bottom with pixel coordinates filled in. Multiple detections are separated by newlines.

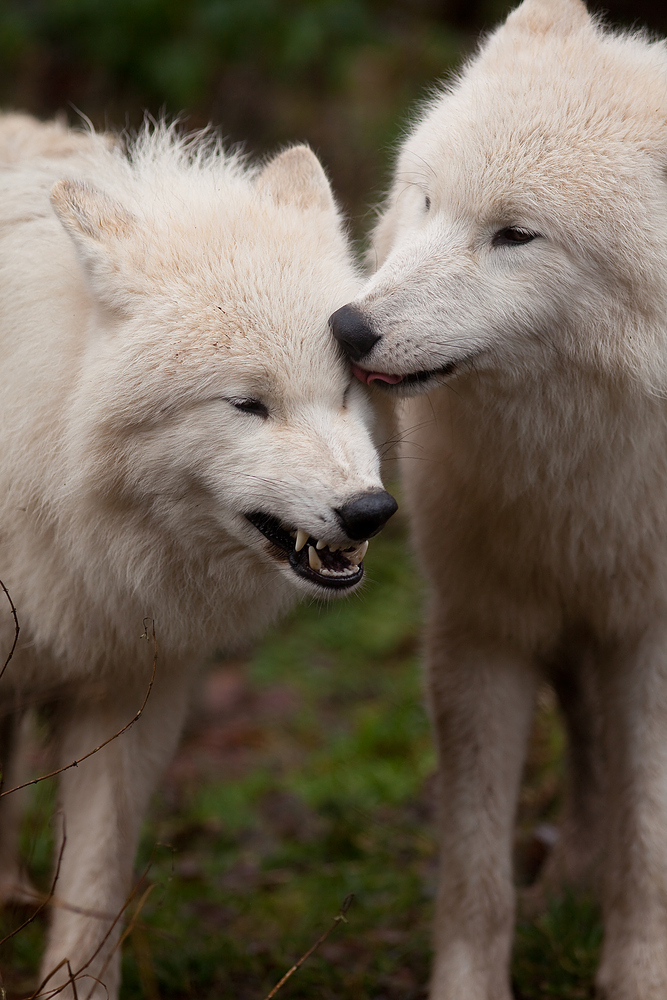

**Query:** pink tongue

left=351, top=364, right=404, bottom=385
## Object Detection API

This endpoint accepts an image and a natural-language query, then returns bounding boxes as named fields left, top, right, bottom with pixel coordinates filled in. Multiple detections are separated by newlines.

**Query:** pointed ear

left=505, top=0, right=591, bottom=35
left=51, top=179, right=136, bottom=243
left=255, top=146, right=336, bottom=212
left=50, top=179, right=139, bottom=315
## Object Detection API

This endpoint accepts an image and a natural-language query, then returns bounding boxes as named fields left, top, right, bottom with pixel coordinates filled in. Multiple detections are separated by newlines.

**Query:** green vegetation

left=0, top=517, right=601, bottom=999
left=514, top=893, right=602, bottom=1000
left=0, top=0, right=481, bottom=226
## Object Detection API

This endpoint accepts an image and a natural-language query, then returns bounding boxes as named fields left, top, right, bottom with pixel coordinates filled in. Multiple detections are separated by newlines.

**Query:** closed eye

left=492, top=227, right=538, bottom=246
left=227, top=397, right=269, bottom=418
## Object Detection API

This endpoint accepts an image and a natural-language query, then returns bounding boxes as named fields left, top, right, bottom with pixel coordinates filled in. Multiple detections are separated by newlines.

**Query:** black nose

left=329, top=304, right=381, bottom=362
left=335, top=490, right=398, bottom=541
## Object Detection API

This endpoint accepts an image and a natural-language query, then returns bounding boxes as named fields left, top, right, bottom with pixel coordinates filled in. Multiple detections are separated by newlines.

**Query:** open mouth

left=351, top=360, right=459, bottom=389
left=245, top=512, right=367, bottom=591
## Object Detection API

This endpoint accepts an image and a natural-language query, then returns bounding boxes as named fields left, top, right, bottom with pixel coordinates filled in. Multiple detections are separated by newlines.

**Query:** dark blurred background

left=0, top=0, right=665, bottom=229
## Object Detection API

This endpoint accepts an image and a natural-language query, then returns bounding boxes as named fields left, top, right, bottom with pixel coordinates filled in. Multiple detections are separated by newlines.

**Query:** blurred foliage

left=513, top=892, right=602, bottom=999
left=0, top=0, right=665, bottom=223
left=0, top=0, right=472, bottom=223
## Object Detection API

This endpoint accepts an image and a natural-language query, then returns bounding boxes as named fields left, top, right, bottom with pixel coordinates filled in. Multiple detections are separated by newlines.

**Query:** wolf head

left=331, top=0, right=667, bottom=395
left=49, top=132, right=396, bottom=607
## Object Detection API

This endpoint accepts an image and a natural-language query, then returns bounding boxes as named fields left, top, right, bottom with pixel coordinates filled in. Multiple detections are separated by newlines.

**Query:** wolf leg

left=595, top=630, right=667, bottom=1000
left=525, top=646, right=606, bottom=910
left=39, top=665, right=190, bottom=1000
left=0, top=707, right=38, bottom=905
left=427, top=618, right=538, bottom=1000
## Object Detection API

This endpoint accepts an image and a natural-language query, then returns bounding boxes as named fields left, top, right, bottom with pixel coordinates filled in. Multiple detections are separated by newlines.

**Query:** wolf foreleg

left=595, top=629, right=667, bottom=1000
left=40, top=664, right=190, bottom=1000
left=427, top=622, right=538, bottom=1000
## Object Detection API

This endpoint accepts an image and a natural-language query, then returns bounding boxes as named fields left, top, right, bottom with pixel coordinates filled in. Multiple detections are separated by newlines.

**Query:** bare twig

left=262, top=894, right=355, bottom=1000
left=29, top=862, right=153, bottom=1000
left=7, top=890, right=174, bottom=941
left=31, top=959, right=74, bottom=1000
left=89, top=883, right=157, bottom=1000
left=32, top=965, right=109, bottom=1000
left=0, top=619, right=157, bottom=798
left=0, top=816, right=66, bottom=947
left=0, top=578, right=19, bottom=683
left=65, top=962, right=78, bottom=1000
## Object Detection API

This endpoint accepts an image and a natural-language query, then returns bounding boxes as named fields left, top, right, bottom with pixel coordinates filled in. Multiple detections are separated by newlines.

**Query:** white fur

left=0, top=114, right=385, bottom=998
left=346, top=3, right=667, bottom=997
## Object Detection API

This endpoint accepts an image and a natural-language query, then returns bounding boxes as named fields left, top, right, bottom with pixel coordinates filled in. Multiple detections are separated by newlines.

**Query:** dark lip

left=245, top=512, right=364, bottom=591
left=360, top=359, right=462, bottom=392
left=401, top=360, right=459, bottom=386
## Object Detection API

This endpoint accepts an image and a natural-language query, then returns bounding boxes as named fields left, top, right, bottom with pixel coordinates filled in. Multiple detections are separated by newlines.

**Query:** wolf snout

left=329, top=304, right=381, bottom=361
left=335, top=489, right=398, bottom=540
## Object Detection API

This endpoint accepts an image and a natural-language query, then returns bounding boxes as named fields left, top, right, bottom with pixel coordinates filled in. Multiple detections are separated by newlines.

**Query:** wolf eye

left=492, top=227, right=537, bottom=246
left=228, top=398, right=269, bottom=417
left=424, top=195, right=431, bottom=212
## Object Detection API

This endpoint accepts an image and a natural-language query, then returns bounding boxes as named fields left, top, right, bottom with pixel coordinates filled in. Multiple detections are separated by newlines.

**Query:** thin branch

left=66, top=962, right=78, bottom=1000
left=262, top=894, right=355, bottom=1000
left=30, top=958, right=72, bottom=1000
left=88, top=883, right=157, bottom=1000
left=107, top=884, right=156, bottom=957
left=28, top=864, right=152, bottom=1000
left=0, top=816, right=66, bottom=947
left=1, top=620, right=157, bottom=798
left=34, top=970, right=109, bottom=1000
left=0, top=579, right=19, bottom=682
left=67, top=873, right=149, bottom=989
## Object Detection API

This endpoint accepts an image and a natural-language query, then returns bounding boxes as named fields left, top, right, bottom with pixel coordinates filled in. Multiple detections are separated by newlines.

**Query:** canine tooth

left=316, top=538, right=327, bottom=550
left=295, top=529, right=309, bottom=552
left=308, top=546, right=322, bottom=571
left=348, top=540, right=369, bottom=566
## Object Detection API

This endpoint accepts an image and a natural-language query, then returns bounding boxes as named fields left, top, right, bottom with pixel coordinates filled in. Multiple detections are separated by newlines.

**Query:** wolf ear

left=51, top=179, right=136, bottom=244
left=506, top=0, right=590, bottom=35
left=255, top=146, right=336, bottom=213
left=51, top=179, right=139, bottom=314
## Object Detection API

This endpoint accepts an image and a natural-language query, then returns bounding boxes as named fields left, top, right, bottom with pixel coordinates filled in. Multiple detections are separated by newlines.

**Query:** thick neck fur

left=400, top=358, right=667, bottom=645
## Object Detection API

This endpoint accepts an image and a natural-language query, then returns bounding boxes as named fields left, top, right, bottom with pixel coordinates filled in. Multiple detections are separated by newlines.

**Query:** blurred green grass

left=0, top=516, right=602, bottom=999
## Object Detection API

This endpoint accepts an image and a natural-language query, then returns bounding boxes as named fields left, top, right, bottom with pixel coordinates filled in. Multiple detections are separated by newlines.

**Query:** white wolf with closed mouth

left=0, top=113, right=396, bottom=999
left=330, top=1, right=667, bottom=997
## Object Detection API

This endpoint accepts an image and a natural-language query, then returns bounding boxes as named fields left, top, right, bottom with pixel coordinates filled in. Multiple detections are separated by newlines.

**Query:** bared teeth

left=295, top=529, right=309, bottom=552
left=348, top=540, right=369, bottom=566
left=316, top=539, right=341, bottom=552
left=308, top=546, right=322, bottom=571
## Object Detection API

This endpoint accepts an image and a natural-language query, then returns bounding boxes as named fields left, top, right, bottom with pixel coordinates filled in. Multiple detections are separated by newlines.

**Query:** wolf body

left=329, top=2, right=667, bottom=997
left=0, top=114, right=395, bottom=998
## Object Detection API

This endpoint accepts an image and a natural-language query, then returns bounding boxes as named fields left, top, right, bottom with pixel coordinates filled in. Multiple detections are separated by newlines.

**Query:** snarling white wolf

left=330, top=1, right=667, bottom=996
left=0, top=113, right=396, bottom=999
